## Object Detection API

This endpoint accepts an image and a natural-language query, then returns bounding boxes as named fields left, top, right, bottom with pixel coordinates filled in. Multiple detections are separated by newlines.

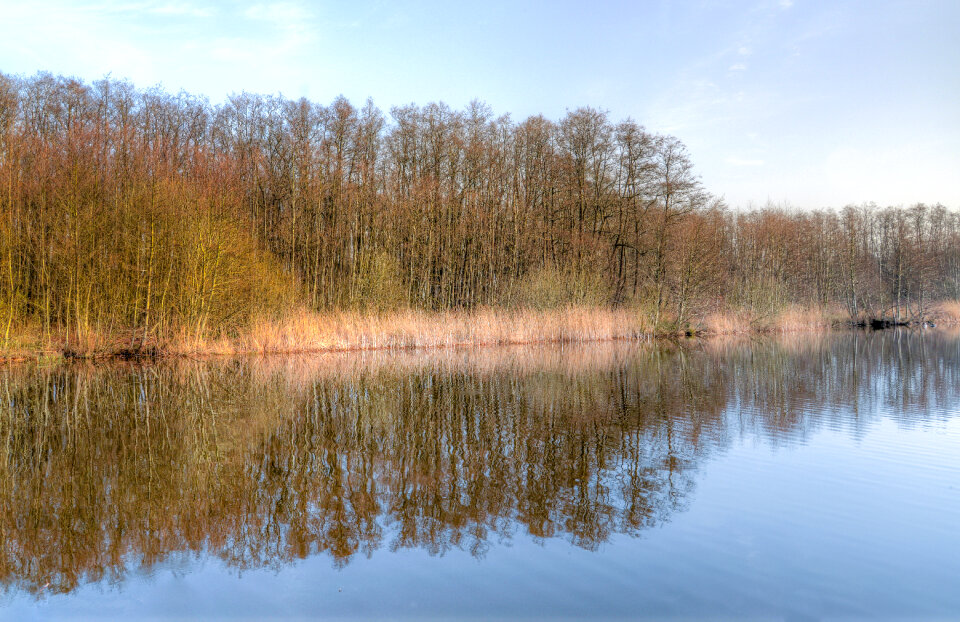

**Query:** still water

left=1, top=330, right=958, bottom=620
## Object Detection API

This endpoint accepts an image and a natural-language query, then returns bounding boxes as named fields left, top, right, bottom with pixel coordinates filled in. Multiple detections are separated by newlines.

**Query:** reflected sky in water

left=1, top=330, right=959, bottom=620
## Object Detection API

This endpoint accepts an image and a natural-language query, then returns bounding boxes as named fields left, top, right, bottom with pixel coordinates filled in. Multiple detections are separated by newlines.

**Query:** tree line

left=0, top=72, right=957, bottom=345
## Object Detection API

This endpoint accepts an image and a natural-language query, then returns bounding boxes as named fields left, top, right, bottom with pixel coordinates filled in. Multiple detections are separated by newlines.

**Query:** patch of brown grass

left=6, top=300, right=955, bottom=362
left=0, top=323, right=55, bottom=362
left=159, top=306, right=654, bottom=357
left=4, top=307, right=656, bottom=360
left=701, top=309, right=754, bottom=335
left=700, top=304, right=845, bottom=335
left=224, top=307, right=649, bottom=352
left=929, top=300, right=960, bottom=325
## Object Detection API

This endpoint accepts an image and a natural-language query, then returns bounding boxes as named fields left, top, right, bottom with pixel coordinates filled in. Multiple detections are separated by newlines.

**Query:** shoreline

left=2, top=303, right=957, bottom=364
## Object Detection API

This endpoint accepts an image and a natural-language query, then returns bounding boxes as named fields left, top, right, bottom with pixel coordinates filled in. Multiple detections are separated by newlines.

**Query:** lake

left=1, top=330, right=958, bottom=621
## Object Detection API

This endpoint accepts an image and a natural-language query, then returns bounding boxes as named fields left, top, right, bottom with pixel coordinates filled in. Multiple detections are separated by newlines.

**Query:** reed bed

left=175, top=306, right=655, bottom=356
left=701, top=304, right=846, bottom=335
left=931, top=300, right=960, bottom=325
left=3, top=302, right=957, bottom=361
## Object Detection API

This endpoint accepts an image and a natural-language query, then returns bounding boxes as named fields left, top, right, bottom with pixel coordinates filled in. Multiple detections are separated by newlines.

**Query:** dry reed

left=701, top=304, right=845, bottom=335
left=4, top=301, right=956, bottom=361
left=930, top=300, right=960, bottom=325
left=180, top=306, right=655, bottom=356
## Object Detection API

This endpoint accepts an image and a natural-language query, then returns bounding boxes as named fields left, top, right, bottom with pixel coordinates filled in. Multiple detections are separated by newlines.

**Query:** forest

left=1, top=71, right=958, bottom=355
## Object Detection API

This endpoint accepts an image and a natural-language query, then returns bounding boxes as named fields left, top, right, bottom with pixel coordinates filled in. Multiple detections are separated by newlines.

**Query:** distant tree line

left=0, top=72, right=957, bottom=343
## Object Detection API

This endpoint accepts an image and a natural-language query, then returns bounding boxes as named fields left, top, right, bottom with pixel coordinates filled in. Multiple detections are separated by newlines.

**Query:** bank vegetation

left=1, top=72, right=958, bottom=357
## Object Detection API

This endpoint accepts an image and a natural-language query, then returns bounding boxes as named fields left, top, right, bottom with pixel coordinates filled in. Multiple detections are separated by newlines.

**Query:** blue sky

left=1, top=0, right=957, bottom=209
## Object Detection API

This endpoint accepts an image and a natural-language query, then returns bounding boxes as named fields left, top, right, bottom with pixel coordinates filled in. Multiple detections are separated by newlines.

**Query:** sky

left=1, top=0, right=957, bottom=209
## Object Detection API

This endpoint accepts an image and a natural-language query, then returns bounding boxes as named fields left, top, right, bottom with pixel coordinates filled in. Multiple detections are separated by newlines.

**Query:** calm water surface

left=1, top=330, right=959, bottom=620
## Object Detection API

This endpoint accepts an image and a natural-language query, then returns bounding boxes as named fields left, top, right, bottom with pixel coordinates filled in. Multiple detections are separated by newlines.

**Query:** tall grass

left=5, top=301, right=957, bottom=361
left=931, top=300, right=960, bottom=324
left=180, top=306, right=655, bottom=356
left=702, top=304, right=846, bottom=335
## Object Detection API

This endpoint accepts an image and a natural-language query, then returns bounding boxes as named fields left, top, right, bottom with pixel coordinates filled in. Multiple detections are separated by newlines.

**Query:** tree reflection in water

left=0, top=330, right=957, bottom=597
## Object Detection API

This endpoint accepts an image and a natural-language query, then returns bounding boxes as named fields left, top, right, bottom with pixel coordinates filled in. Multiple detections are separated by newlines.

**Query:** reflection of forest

left=0, top=330, right=957, bottom=596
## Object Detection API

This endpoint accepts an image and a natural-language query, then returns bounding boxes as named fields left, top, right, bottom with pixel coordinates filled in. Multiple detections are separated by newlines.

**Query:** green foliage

left=507, top=265, right=609, bottom=310
left=351, top=251, right=406, bottom=312
left=735, top=277, right=788, bottom=320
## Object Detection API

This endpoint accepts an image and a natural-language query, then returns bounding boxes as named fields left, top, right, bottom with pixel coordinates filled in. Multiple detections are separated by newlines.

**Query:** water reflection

left=0, top=329, right=957, bottom=598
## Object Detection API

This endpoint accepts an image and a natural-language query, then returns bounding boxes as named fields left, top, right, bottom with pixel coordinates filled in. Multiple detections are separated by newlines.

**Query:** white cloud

left=0, top=0, right=326, bottom=99
left=725, top=156, right=765, bottom=167
left=242, top=2, right=316, bottom=52
left=728, top=63, right=747, bottom=72
left=779, top=0, right=794, bottom=8
left=244, top=2, right=311, bottom=30
left=819, top=144, right=959, bottom=207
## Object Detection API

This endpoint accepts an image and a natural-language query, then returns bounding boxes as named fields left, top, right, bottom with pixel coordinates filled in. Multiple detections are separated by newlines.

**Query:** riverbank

left=2, top=302, right=958, bottom=362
